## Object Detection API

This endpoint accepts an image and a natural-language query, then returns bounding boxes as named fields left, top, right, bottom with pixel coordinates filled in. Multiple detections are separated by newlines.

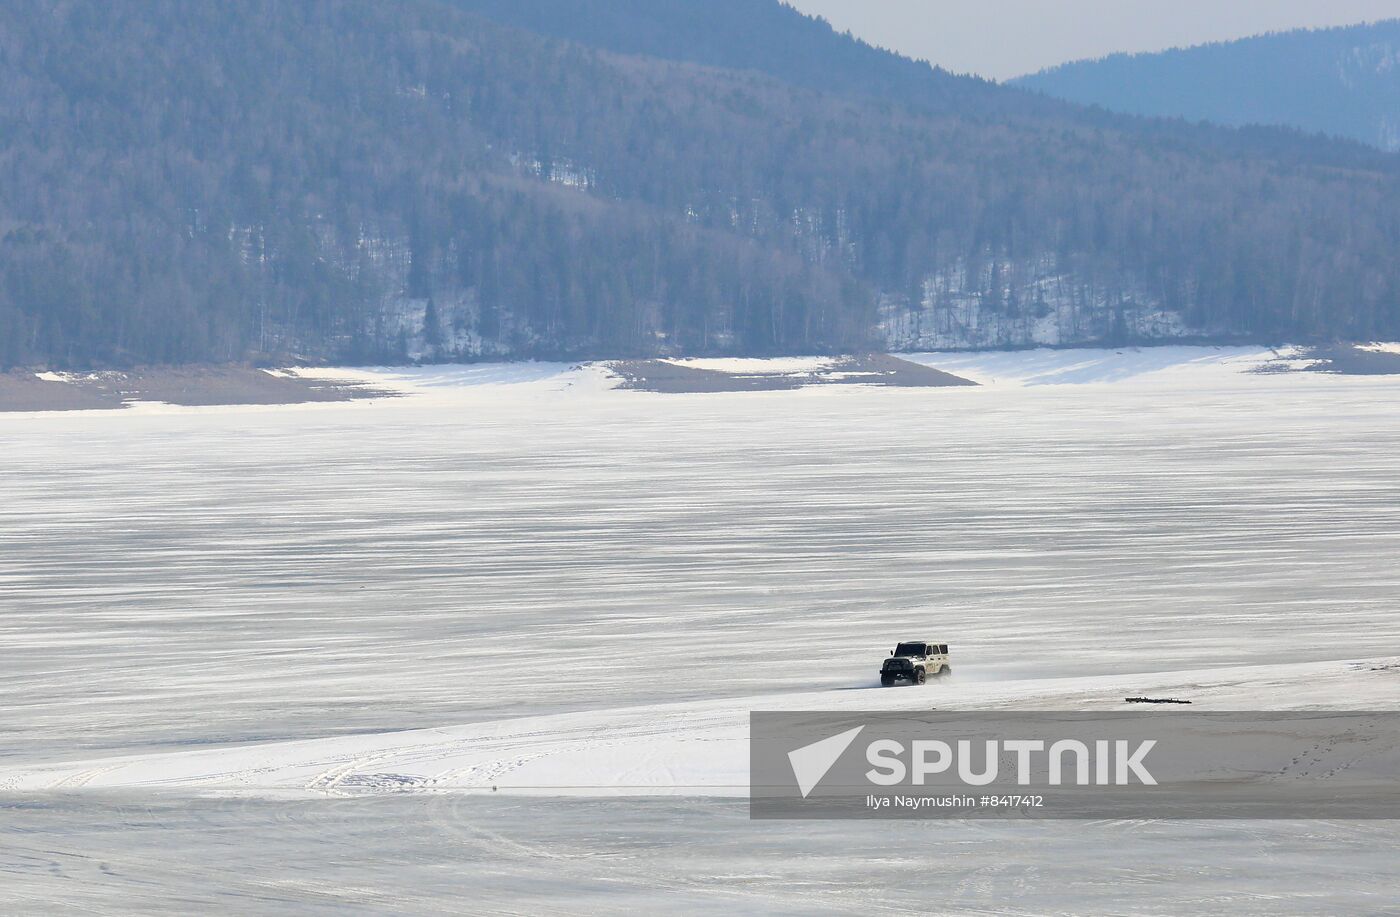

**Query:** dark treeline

left=2, top=0, right=1400, bottom=368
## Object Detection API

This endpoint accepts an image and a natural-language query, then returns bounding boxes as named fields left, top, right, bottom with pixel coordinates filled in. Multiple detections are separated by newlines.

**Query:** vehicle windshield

left=894, top=643, right=927, bottom=656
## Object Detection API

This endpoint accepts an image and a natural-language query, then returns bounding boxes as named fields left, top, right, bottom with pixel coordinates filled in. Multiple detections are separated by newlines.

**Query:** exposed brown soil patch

left=1310, top=345, right=1400, bottom=375
left=0, top=367, right=394, bottom=413
left=608, top=353, right=976, bottom=393
left=0, top=373, right=123, bottom=412
left=1255, top=344, right=1400, bottom=376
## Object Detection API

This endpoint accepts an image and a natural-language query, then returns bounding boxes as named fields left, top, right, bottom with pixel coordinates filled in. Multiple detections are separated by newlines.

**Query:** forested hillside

left=3, top=0, right=1400, bottom=368
left=449, top=0, right=1392, bottom=166
left=1016, top=21, right=1400, bottom=152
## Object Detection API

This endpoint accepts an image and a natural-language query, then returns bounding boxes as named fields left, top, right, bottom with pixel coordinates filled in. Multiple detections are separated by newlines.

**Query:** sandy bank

left=0, top=366, right=394, bottom=413
left=608, top=352, right=977, bottom=393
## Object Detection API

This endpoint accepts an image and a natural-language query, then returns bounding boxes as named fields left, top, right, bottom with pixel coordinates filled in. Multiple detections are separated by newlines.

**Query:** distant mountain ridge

left=449, top=0, right=1008, bottom=110
left=1015, top=20, right=1400, bottom=151
left=449, top=0, right=1395, bottom=167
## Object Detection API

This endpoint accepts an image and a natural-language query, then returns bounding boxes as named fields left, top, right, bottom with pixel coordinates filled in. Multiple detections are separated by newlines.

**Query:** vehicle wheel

left=880, top=675, right=894, bottom=687
left=912, top=668, right=926, bottom=685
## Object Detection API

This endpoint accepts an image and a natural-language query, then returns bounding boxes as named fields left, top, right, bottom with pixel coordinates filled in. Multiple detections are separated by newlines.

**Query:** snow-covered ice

left=898, top=345, right=1292, bottom=386
left=4, top=345, right=1400, bottom=912
left=658, top=356, right=841, bottom=375
left=3, top=658, right=1397, bottom=796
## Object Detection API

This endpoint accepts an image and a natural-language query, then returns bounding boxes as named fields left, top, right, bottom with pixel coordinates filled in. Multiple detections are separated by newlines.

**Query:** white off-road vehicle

left=879, top=641, right=950, bottom=686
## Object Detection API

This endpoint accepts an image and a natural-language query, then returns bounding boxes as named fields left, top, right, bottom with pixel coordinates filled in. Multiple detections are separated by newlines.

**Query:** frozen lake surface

left=4, top=346, right=1400, bottom=912
left=9, top=794, right=1400, bottom=915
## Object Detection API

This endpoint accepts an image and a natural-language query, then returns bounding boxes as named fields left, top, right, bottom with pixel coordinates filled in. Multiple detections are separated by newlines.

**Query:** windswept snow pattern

left=5, top=348, right=1400, bottom=761
left=899, top=345, right=1289, bottom=386
left=6, top=659, right=1395, bottom=797
left=4, top=346, right=1400, bottom=913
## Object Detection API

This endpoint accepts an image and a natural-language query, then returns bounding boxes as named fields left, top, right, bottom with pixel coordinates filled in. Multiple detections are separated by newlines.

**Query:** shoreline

left=4, top=343, right=1399, bottom=413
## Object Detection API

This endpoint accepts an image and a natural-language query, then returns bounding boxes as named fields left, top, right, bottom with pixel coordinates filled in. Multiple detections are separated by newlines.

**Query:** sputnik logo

left=788, top=725, right=865, bottom=798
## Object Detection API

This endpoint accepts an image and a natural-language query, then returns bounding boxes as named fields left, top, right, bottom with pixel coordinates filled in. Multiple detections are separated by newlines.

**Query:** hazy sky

left=786, top=0, right=1400, bottom=80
